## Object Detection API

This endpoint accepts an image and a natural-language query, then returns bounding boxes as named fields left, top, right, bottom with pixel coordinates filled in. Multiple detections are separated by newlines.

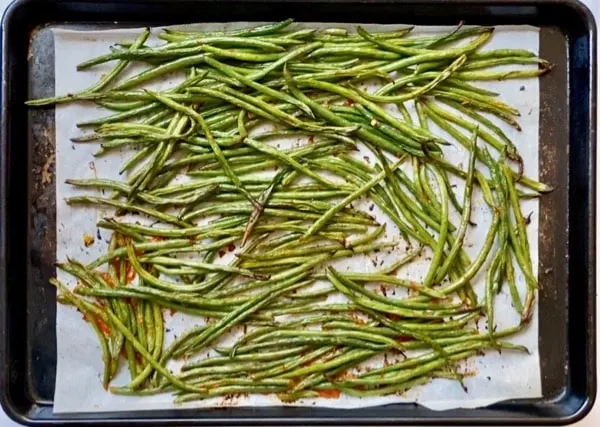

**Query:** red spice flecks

left=219, top=250, right=226, bottom=258
left=380, top=285, right=387, bottom=297
left=387, top=314, right=403, bottom=321
left=317, top=389, right=341, bottom=399
left=228, top=243, right=236, bottom=252
left=397, top=336, right=414, bottom=343
left=343, top=99, right=355, bottom=106
left=308, top=136, right=315, bottom=144
left=333, top=371, right=355, bottom=381
left=169, top=308, right=177, bottom=316
left=134, top=352, right=143, bottom=364
left=150, top=236, right=167, bottom=242
left=350, top=313, right=367, bottom=325
left=99, top=272, right=115, bottom=288
left=109, top=258, right=121, bottom=278
left=96, top=316, right=112, bottom=337
left=125, top=262, right=136, bottom=284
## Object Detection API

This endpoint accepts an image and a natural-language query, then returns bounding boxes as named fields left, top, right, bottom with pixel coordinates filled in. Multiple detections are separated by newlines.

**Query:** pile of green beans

left=29, top=19, right=550, bottom=403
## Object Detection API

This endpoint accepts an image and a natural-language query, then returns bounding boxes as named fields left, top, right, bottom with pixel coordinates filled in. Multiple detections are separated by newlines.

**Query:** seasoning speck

left=83, top=233, right=95, bottom=247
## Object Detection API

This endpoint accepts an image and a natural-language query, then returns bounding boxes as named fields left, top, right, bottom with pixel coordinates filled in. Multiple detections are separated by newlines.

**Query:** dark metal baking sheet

left=0, top=0, right=596, bottom=424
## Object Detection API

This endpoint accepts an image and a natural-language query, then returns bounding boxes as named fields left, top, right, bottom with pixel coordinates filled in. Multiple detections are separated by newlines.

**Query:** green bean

left=244, top=169, right=289, bottom=246
left=50, top=279, right=114, bottom=389
left=441, top=78, right=500, bottom=96
left=454, top=68, right=550, bottom=80
left=461, top=56, right=550, bottom=71
left=420, top=166, right=449, bottom=287
left=65, top=196, right=190, bottom=227
left=179, top=357, right=298, bottom=380
left=314, top=27, right=413, bottom=43
left=430, top=90, right=521, bottom=129
left=439, top=98, right=513, bottom=146
left=174, top=384, right=288, bottom=402
left=182, top=347, right=308, bottom=370
left=505, top=250, right=524, bottom=314
left=503, top=164, right=534, bottom=276
left=359, top=55, right=467, bottom=103
left=328, top=268, right=473, bottom=319
left=165, top=19, right=294, bottom=39
left=144, top=256, right=269, bottom=279
left=435, top=130, right=478, bottom=282
left=26, top=28, right=150, bottom=106
left=380, top=30, right=493, bottom=73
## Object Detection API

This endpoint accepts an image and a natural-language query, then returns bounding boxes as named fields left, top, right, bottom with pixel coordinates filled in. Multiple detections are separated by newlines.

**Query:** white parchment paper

left=53, top=23, right=541, bottom=413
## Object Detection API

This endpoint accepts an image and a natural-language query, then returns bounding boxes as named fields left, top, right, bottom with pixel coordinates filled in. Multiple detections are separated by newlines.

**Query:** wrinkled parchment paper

left=53, top=23, right=541, bottom=413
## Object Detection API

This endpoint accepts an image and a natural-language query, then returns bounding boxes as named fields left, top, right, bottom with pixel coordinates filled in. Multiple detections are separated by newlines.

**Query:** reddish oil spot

left=228, top=243, right=236, bottom=252
left=134, top=352, right=143, bottom=364
left=387, top=314, right=403, bottom=321
left=397, top=336, right=414, bottom=343
left=169, top=308, right=177, bottom=316
left=308, top=136, right=315, bottom=144
left=219, top=250, right=226, bottom=257
left=317, top=389, right=341, bottom=399
left=343, top=99, right=355, bottom=106
left=150, top=236, right=167, bottom=242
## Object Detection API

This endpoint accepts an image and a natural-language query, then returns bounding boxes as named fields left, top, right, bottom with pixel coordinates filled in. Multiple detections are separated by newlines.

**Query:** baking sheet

left=52, top=22, right=542, bottom=413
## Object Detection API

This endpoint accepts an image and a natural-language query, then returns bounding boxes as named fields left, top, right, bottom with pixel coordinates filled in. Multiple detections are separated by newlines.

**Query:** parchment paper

left=53, top=23, right=541, bottom=413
